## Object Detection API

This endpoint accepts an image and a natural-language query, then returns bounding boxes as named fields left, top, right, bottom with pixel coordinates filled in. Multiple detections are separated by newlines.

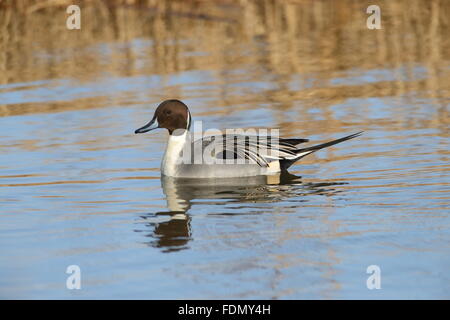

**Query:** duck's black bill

left=135, top=118, right=159, bottom=134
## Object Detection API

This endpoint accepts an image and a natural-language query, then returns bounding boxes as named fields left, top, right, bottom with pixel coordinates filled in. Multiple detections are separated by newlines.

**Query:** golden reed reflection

left=0, top=0, right=448, bottom=133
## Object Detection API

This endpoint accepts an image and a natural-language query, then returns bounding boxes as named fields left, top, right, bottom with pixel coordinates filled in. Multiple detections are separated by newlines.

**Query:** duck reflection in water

left=138, top=172, right=346, bottom=252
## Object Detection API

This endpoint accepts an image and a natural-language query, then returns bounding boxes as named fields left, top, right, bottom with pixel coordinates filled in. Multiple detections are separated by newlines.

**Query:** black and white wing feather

left=193, top=134, right=309, bottom=167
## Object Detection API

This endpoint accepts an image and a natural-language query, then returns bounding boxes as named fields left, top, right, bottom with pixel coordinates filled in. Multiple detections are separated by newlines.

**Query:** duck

left=135, top=99, right=362, bottom=178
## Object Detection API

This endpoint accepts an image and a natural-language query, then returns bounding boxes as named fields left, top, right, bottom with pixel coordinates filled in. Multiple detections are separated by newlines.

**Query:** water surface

left=0, top=0, right=449, bottom=299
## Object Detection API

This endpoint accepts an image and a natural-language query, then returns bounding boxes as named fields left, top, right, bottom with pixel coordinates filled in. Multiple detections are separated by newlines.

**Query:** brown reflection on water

left=0, top=0, right=449, bottom=135
left=137, top=174, right=348, bottom=254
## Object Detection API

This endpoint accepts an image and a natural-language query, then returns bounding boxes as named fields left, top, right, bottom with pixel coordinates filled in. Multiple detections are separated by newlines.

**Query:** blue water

left=1, top=8, right=449, bottom=299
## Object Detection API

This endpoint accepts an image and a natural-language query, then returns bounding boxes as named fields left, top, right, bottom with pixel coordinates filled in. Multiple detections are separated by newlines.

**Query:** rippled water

left=1, top=0, right=449, bottom=299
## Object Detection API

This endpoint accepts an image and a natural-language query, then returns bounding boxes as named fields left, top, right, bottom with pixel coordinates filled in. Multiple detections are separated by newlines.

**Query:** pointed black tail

left=280, top=132, right=363, bottom=170
left=296, top=131, right=363, bottom=156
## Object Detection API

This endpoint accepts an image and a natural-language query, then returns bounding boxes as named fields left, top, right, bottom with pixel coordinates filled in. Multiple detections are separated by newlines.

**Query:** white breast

left=161, top=131, right=188, bottom=177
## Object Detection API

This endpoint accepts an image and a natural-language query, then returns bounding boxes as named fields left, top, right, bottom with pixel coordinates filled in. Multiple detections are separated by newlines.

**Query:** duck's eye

left=165, top=110, right=172, bottom=115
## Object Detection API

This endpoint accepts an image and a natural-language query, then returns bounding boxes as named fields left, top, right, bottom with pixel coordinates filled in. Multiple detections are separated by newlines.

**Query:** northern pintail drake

left=135, top=99, right=362, bottom=178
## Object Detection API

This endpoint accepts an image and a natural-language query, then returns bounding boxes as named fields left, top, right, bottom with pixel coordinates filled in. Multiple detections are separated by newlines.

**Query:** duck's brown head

left=135, top=99, right=191, bottom=135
